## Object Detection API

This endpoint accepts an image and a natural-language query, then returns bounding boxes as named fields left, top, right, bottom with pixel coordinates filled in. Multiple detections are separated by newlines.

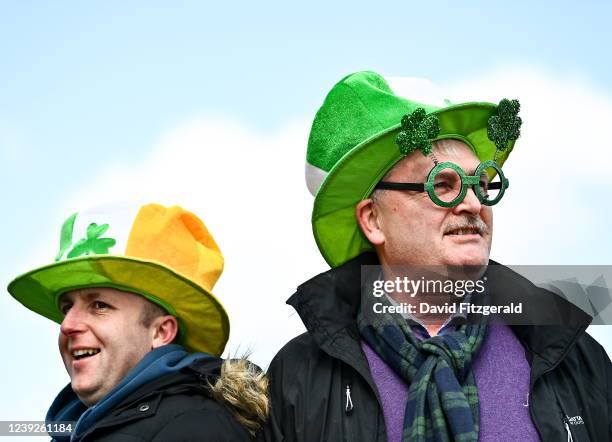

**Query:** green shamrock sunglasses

left=376, top=160, right=509, bottom=208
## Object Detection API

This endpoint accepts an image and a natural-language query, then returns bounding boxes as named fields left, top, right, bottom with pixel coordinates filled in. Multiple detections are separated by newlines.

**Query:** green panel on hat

left=309, top=71, right=517, bottom=268
left=307, top=71, right=439, bottom=173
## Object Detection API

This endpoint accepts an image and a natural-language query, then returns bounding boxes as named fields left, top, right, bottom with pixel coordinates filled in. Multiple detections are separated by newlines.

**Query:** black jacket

left=261, top=253, right=612, bottom=442
left=71, top=358, right=253, bottom=441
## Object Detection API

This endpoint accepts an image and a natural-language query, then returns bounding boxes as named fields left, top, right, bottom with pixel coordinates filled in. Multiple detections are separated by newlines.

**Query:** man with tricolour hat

left=261, top=72, right=611, bottom=441
left=8, top=203, right=269, bottom=441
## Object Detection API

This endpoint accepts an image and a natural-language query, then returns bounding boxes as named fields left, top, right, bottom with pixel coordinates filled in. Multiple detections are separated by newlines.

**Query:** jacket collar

left=88, top=357, right=223, bottom=433
left=288, top=253, right=592, bottom=377
left=288, top=253, right=380, bottom=390
left=288, top=253, right=377, bottom=345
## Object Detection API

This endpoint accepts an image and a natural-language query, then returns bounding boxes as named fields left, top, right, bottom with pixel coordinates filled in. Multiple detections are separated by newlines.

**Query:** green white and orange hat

left=306, top=71, right=521, bottom=268
left=7, top=202, right=229, bottom=356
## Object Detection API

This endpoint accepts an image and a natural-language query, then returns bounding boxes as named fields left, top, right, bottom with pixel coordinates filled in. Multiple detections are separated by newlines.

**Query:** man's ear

left=151, top=315, right=179, bottom=348
left=355, top=198, right=385, bottom=246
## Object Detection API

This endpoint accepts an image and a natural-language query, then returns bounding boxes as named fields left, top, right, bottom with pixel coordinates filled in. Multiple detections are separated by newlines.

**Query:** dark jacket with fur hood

left=54, top=358, right=266, bottom=441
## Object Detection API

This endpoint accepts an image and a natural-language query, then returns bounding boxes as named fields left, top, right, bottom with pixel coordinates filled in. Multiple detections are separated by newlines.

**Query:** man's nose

left=453, top=185, right=482, bottom=214
left=60, top=307, right=87, bottom=336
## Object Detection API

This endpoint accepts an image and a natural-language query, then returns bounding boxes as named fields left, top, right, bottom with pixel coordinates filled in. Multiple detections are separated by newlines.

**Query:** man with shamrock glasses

left=260, top=72, right=611, bottom=442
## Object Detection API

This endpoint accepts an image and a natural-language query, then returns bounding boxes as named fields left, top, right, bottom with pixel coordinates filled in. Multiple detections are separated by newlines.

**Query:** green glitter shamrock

left=67, top=223, right=117, bottom=258
left=487, top=98, right=522, bottom=152
left=395, top=108, right=440, bottom=156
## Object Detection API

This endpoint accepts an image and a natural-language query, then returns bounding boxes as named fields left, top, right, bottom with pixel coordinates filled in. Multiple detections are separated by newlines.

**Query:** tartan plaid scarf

left=358, top=292, right=487, bottom=442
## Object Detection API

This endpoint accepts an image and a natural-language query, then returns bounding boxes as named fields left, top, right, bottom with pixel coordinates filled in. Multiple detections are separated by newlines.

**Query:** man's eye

left=434, top=181, right=452, bottom=189
left=433, top=183, right=451, bottom=197
left=93, top=301, right=110, bottom=310
left=60, top=304, right=72, bottom=315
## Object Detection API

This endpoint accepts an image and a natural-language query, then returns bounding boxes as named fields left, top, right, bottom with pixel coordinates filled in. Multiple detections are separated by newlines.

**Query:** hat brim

left=7, top=255, right=229, bottom=356
left=312, top=102, right=516, bottom=268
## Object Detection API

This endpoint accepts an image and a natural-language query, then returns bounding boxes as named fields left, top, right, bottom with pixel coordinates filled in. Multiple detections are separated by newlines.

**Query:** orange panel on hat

left=125, top=204, right=224, bottom=293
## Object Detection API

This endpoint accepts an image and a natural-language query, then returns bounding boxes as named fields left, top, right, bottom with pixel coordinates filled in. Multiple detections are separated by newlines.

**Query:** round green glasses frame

left=375, top=160, right=510, bottom=208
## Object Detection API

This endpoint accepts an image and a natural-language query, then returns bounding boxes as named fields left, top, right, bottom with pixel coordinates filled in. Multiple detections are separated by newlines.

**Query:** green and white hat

left=306, top=71, right=519, bottom=268
left=8, top=202, right=229, bottom=356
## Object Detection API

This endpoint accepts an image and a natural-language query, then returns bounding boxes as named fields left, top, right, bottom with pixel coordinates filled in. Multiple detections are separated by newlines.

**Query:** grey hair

left=431, top=138, right=465, bottom=156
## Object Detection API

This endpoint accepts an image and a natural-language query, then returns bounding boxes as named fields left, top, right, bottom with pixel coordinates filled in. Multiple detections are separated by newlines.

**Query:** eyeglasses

left=375, top=160, right=509, bottom=208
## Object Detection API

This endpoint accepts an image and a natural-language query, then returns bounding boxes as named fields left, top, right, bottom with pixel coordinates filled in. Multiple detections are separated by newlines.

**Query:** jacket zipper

left=345, top=383, right=354, bottom=415
left=557, top=395, right=577, bottom=442
left=564, top=418, right=574, bottom=442
left=342, top=379, right=354, bottom=442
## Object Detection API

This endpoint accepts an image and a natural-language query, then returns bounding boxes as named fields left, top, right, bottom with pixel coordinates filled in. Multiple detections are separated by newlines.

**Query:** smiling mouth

left=445, top=227, right=482, bottom=236
left=72, top=349, right=100, bottom=360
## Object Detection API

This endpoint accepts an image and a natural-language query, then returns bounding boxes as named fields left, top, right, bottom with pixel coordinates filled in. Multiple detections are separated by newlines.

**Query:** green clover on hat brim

left=312, top=102, right=516, bottom=268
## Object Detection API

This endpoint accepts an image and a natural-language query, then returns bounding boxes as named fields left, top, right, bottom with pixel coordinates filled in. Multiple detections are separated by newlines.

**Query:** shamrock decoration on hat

left=396, top=108, right=440, bottom=156
left=395, top=98, right=522, bottom=160
left=487, top=98, right=522, bottom=153
left=66, top=223, right=116, bottom=259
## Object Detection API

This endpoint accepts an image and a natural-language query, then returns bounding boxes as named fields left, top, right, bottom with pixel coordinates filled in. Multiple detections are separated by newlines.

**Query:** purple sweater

left=362, top=324, right=540, bottom=441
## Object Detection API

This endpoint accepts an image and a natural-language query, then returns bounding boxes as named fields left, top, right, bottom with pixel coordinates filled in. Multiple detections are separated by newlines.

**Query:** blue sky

left=1, top=0, right=611, bottom=433
left=2, top=0, right=612, bottom=240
